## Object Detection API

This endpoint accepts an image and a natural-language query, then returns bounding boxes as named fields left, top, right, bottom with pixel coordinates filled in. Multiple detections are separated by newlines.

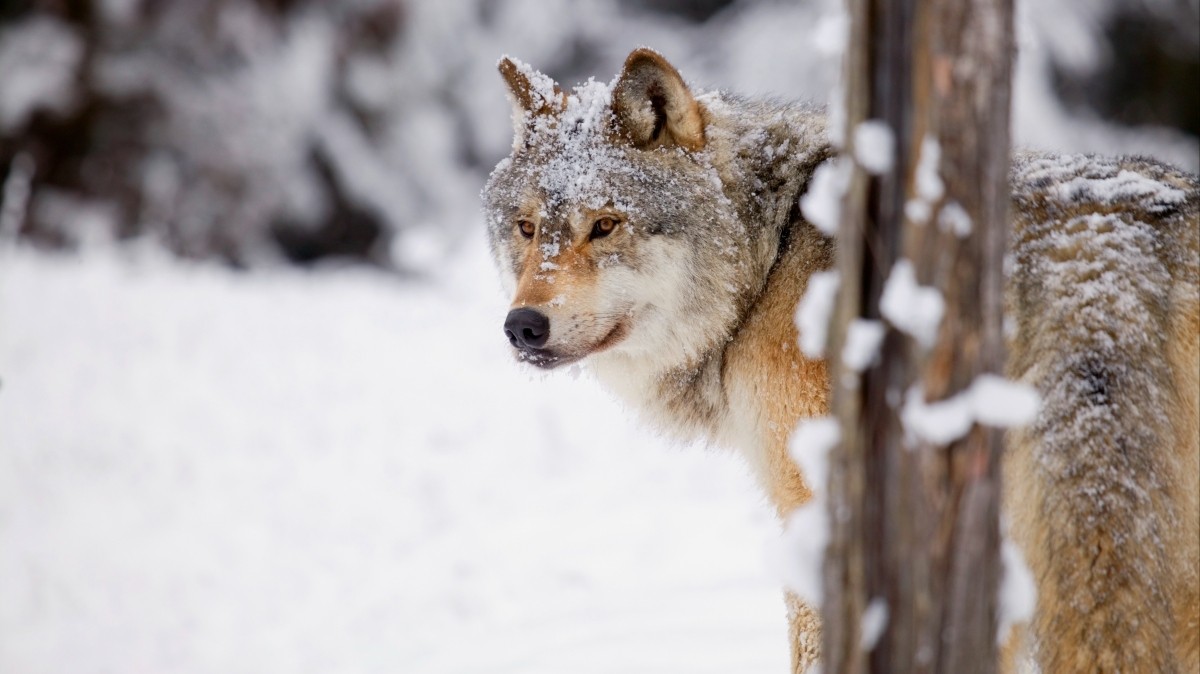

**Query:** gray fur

left=1006, top=152, right=1199, bottom=672
left=481, top=75, right=833, bottom=441
left=482, top=53, right=1200, bottom=674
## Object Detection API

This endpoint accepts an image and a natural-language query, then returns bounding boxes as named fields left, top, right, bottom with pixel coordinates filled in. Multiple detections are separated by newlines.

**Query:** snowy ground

left=0, top=235, right=789, bottom=674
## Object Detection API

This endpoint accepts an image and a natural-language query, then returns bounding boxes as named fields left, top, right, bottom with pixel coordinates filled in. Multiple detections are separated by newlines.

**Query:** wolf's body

left=481, top=49, right=1200, bottom=673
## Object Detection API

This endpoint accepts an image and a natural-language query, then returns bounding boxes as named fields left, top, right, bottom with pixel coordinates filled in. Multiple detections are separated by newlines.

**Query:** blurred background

left=0, top=0, right=1196, bottom=268
left=0, top=1, right=1196, bottom=673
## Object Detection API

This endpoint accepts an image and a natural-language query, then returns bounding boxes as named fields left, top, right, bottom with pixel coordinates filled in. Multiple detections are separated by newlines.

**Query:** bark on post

left=822, top=0, right=1015, bottom=671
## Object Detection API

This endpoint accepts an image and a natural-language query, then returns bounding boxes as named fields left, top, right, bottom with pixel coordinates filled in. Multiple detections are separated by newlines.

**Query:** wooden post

left=822, top=0, right=1015, bottom=671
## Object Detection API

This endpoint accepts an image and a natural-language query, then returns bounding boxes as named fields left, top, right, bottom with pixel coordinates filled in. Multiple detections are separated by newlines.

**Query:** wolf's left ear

left=498, top=56, right=565, bottom=148
left=612, top=48, right=705, bottom=152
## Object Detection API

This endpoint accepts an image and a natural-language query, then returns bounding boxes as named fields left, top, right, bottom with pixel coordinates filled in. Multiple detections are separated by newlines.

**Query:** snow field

left=0, top=237, right=788, bottom=674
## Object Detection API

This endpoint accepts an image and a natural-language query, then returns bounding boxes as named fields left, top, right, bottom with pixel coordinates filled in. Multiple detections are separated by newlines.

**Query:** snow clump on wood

left=770, top=498, right=829, bottom=606
left=795, top=269, right=841, bottom=357
left=860, top=597, right=890, bottom=651
left=789, top=416, right=840, bottom=494
left=998, top=535, right=1038, bottom=645
left=938, top=200, right=972, bottom=237
left=853, top=120, right=895, bottom=175
left=842, top=318, right=886, bottom=372
left=969, top=374, right=1041, bottom=428
left=800, top=158, right=851, bottom=236
left=879, top=259, right=944, bottom=349
left=916, top=135, right=945, bottom=202
left=904, top=135, right=946, bottom=226
left=901, top=375, right=1041, bottom=446
left=773, top=414, right=842, bottom=607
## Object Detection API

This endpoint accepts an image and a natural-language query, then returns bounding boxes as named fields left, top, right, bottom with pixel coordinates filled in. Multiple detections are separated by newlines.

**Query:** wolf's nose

left=504, top=308, right=550, bottom=350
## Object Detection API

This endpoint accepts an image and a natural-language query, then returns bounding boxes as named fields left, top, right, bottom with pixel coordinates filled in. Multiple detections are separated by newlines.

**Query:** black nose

left=504, top=308, right=550, bottom=350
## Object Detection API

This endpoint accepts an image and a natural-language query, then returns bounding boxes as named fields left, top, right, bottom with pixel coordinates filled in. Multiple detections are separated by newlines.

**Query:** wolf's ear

left=498, top=56, right=565, bottom=146
left=612, top=48, right=705, bottom=152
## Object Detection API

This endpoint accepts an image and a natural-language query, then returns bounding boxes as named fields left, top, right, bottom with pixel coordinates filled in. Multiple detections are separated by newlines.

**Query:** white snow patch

left=771, top=421, right=842, bottom=610
left=969, top=374, right=1041, bottom=428
left=841, top=319, right=885, bottom=372
left=788, top=417, right=840, bottom=495
left=800, top=158, right=851, bottom=236
left=772, top=415, right=842, bottom=610
left=853, top=120, right=895, bottom=175
left=859, top=598, right=889, bottom=651
left=998, top=537, right=1037, bottom=646
left=905, top=197, right=932, bottom=225
left=900, top=385, right=975, bottom=446
left=0, top=17, right=83, bottom=133
left=879, top=260, right=944, bottom=349
left=813, top=10, right=849, bottom=57
left=916, top=135, right=945, bottom=202
left=903, top=136, right=946, bottom=226
left=390, top=225, right=449, bottom=274
left=938, top=201, right=972, bottom=237
left=0, top=242, right=790, bottom=674
left=795, top=270, right=841, bottom=358
left=769, top=503, right=828, bottom=606
left=901, top=375, right=1042, bottom=446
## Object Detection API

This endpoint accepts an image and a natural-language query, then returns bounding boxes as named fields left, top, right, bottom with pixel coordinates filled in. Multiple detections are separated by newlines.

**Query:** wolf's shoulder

left=1009, top=151, right=1199, bottom=282
left=1010, top=151, right=1199, bottom=224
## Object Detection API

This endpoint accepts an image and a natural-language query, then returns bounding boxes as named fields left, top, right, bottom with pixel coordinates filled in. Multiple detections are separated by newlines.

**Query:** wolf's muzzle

left=504, top=308, right=550, bottom=350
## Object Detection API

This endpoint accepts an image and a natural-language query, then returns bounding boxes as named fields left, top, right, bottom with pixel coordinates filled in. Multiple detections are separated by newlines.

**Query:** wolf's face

left=482, top=50, right=748, bottom=372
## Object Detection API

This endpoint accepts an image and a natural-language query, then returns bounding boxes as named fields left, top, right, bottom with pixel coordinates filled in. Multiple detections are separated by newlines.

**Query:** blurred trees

left=0, top=0, right=745, bottom=267
left=1052, top=3, right=1200, bottom=140
left=0, top=0, right=416, bottom=265
left=0, top=0, right=1195, bottom=268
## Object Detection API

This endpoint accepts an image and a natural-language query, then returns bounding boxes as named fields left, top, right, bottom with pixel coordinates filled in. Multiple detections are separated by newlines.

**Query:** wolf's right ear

left=498, top=56, right=565, bottom=148
left=612, top=48, right=705, bottom=152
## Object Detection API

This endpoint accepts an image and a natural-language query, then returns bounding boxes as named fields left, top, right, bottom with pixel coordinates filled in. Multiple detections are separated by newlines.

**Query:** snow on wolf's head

left=481, top=48, right=749, bottom=374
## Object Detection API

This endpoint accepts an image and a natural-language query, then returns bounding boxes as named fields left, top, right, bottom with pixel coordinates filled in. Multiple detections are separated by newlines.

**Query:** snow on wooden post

left=822, top=0, right=1015, bottom=671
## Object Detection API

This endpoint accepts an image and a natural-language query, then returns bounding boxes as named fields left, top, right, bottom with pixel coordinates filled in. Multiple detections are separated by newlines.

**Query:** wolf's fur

left=1004, top=153, right=1200, bottom=672
left=481, top=49, right=1200, bottom=674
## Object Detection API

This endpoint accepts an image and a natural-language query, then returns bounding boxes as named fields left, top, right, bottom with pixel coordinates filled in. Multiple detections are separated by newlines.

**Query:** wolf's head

left=481, top=49, right=767, bottom=375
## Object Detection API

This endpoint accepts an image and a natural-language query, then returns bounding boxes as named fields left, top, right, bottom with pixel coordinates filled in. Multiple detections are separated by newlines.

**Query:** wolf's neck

left=593, top=196, right=835, bottom=454
left=590, top=346, right=729, bottom=444
left=591, top=97, right=836, bottom=457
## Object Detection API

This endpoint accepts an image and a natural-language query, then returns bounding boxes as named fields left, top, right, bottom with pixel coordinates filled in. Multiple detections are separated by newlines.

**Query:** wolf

left=480, top=48, right=1200, bottom=673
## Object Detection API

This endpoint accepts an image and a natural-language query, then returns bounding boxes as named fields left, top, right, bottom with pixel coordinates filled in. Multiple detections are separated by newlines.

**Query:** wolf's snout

left=504, top=308, right=550, bottom=350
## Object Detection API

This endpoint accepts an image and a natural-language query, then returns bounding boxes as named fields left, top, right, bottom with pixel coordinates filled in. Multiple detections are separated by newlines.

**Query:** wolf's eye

left=517, top=220, right=536, bottom=239
left=591, top=216, right=619, bottom=240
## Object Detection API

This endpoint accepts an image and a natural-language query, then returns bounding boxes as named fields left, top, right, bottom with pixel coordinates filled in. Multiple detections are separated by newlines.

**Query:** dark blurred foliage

left=1053, top=4, right=1200, bottom=140
left=621, top=0, right=735, bottom=22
